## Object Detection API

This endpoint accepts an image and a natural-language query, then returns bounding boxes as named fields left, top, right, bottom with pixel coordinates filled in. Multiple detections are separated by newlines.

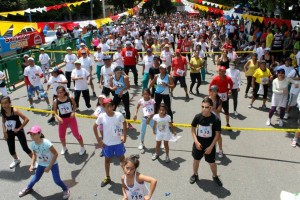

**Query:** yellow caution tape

left=12, top=106, right=300, bottom=132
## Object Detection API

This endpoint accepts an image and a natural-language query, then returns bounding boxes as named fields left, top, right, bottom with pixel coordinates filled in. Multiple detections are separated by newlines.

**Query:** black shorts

left=192, top=142, right=216, bottom=163
left=253, top=82, right=268, bottom=99
left=173, top=76, right=187, bottom=88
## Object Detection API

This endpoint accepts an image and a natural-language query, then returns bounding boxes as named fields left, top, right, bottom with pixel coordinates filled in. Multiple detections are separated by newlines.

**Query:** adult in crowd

left=148, top=56, right=161, bottom=97
left=94, top=45, right=104, bottom=84
left=189, top=50, right=203, bottom=95
left=38, top=48, right=51, bottom=80
left=142, top=48, right=154, bottom=91
left=77, top=43, right=90, bottom=58
left=121, top=41, right=139, bottom=86
left=244, top=53, right=259, bottom=98
left=100, top=55, right=115, bottom=97
left=71, top=60, right=91, bottom=111
left=64, top=47, right=77, bottom=90
left=226, top=62, right=241, bottom=116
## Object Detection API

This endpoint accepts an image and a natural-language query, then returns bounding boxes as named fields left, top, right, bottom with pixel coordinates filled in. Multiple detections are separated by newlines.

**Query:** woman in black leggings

left=1, top=96, right=33, bottom=169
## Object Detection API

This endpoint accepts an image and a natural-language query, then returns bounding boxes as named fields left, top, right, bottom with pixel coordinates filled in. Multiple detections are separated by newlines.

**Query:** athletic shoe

left=79, top=147, right=86, bottom=156
left=248, top=104, right=252, bottom=108
left=101, top=176, right=111, bottom=187
left=262, top=104, right=267, bottom=110
left=213, top=176, right=223, bottom=186
left=47, top=105, right=52, bottom=110
left=18, top=188, right=32, bottom=197
left=266, top=118, right=271, bottom=126
left=218, top=150, right=224, bottom=158
left=165, top=156, right=170, bottom=163
left=189, top=174, right=199, bottom=184
left=61, top=147, right=68, bottom=155
left=87, top=107, right=92, bottom=111
left=62, top=187, right=70, bottom=199
left=152, top=153, right=158, bottom=161
left=226, top=124, right=232, bottom=131
left=47, top=116, right=55, bottom=123
left=29, top=105, right=34, bottom=109
left=186, top=94, right=190, bottom=99
left=138, top=143, right=144, bottom=150
left=291, top=139, right=297, bottom=147
left=284, top=113, right=289, bottom=120
left=10, top=159, right=21, bottom=169
left=234, top=111, right=238, bottom=116
left=278, top=119, right=283, bottom=127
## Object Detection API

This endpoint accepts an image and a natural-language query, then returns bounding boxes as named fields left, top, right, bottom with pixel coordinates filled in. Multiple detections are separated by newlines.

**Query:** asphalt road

left=0, top=57, right=300, bottom=200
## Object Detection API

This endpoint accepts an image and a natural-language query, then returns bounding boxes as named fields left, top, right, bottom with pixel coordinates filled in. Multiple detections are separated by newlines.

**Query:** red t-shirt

left=121, top=47, right=138, bottom=66
left=209, top=75, right=233, bottom=97
left=172, top=56, right=187, bottom=77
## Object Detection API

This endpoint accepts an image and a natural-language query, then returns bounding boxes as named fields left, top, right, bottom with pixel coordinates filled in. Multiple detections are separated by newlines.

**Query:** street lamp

left=100, top=0, right=106, bottom=18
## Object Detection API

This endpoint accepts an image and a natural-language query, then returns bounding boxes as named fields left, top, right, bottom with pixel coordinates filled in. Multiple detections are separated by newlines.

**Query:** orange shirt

left=172, top=56, right=187, bottom=77
left=77, top=48, right=90, bottom=58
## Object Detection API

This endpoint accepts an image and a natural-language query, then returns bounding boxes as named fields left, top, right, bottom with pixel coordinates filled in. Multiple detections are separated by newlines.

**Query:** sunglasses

left=202, top=106, right=210, bottom=109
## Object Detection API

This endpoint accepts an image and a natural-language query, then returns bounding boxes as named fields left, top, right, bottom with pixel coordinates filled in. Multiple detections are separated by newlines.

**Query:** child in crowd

left=19, top=125, right=70, bottom=199
left=121, top=154, right=157, bottom=200
left=94, top=94, right=106, bottom=157
left=133, top=88, right=155, bottom=152
left=152, top=103, right=176, bottom=163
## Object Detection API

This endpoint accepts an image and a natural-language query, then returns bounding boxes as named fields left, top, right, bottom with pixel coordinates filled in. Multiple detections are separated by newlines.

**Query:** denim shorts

left=102, top=143, right=126, bottom=158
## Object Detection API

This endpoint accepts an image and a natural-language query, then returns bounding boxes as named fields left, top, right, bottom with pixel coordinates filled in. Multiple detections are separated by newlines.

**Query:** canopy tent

left=184, top=6, right=199, bottom=15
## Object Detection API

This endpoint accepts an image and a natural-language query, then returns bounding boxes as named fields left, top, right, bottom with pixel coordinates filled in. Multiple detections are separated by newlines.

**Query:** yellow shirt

left=253, top=68, right=272, bottom=84
left=266, top=33, right=274, bottom=48
left=290, top=53, right=297, bottom=67
left=151, top=44, right=161, bottom=56
left=189, top=57, right=203, bottom=73
left=245, top=60, right=258, bottom=76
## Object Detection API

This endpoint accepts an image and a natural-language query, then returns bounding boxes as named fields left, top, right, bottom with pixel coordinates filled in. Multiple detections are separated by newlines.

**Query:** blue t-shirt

left=30, top=139, right=57, bottom=167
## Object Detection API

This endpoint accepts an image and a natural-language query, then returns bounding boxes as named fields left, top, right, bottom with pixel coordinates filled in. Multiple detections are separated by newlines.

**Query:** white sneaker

left=291, top=140, right=297, bottom=147
left=62, top=187, right=70, bottom=199
left=283, top=113, right=289, bottom=120
left=10, top=159, right=21, bottom=169
left=87, top=107, right=92, bottom=111
left=234, top=111, right=238, bottom=116
left=218, top=150, right=224, bottom=158
left=61, top=147, right=68, bottom=155
left=79, top=147, right=86, bottom=156
left=138, top=143, right=144, bottom=150
left=278, top=119, right=283, bottom=127
left=248, top=104, right=252, bottom=108
left=165, top=156, right=170, bottom=163
left=266, top=118, right=271, bottom=126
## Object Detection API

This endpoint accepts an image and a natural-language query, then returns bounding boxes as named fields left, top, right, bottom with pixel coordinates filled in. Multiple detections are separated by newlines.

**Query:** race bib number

left=58, top=102, right=72, bottom=115
left=104, top=78, right=110, bottom=86
left=261, top=77, right=269, bottom=85
left=5, top=120, right=16, bottom=131
left=218, top=92, right=228, bottom=101
left=176, top=69, right=185, bottom=76
left=112, top=124, right=123, bottom=137
left=197, top=125, right=212, bottom=138
left=130, top=189, right=144, bottom=200
left=125, top=51, right=133, bottom=57
left=142, top=104, right=154, bottom=116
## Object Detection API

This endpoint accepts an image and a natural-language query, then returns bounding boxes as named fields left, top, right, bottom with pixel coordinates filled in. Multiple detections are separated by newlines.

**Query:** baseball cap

left=219, top=66, right=226, bottom=71
left=125, top=41, right=131, bottom=45
left=103, top=98, right=112, bottom=104
left=277, top=67, right=285, bottom=74
left=80, top=43, right=85, bottom=46
left=28, top=57, right=34, bottom=61
left=66, top=47, right=72, bottom=50
left=159, top=63, right=167, bottom=69
left=40, top=48, right=45, bottom=51
left=74, top=60, right=81, bottom=65
left=23, top=54, right=29, bottom=58
left=49, top=67, right=59, bottom=73
left=81, top=50, right=87, bottom=54
left=96, top=45, right=102, bottom=49
left=146, top=48, right=152, bottom=52
left=103, top=55, right=111, bottom=60
left=27, top=125, right=42, bottom=135
left=98, top=94, right=106, bottom=99
left=114, top=66, right=123, bottom=72
left=210, top=85, right=219, bottom=92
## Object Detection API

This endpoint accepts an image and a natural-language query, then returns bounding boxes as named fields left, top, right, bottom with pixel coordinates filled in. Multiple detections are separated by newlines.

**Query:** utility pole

left=90, top=0, right=93, bottom=20
left=102, top=0, right=106, bottom=18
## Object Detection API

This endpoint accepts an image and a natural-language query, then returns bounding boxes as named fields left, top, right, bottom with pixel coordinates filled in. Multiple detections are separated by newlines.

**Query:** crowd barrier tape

left=12, top=106, right=300, bottom=132
left=44, top=49, right=288, bottom=55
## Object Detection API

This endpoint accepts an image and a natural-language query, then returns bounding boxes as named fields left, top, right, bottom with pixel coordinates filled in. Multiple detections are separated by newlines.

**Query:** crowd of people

left=2, top=12, right=300, bottom=199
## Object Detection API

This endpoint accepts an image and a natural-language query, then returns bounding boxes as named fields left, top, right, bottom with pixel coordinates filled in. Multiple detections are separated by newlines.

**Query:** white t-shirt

left=229, top=25, right=237, bottom=33
left=30, top=139, right=57, bottom=167
left=153, top=114, right=171, bottom=134
left=142, top=55, right=154, bottom=74
left=39, top=53, right=50, bottom=65
left=47, top=74, right=68, bottom=95
left=94, top=52, right=104, bottom=66
left=101, top=66, right=113, bottom=88
left=95, top=112, right=125, bottom=145
left=134, top=39, right=143, bottom=50
left=138, top=98, right=155, bottom=117
left=160, top=50, right=173, bottom=66
left=113, top=52, right=124, bottom=68
left=24, top=65, right=43, bottom=87
left=100, top=43, right=110, bottom=52
left=64, top=54, right=77, bottom=72
left=79, top=57, right=92, bottom=72
left=287, top=69, right=300, bottom=94
left=226, top=68, right=241, bottom=89
left=71, top=68, right=90, bottom=90
left=256, top=47, right=265, bottom=60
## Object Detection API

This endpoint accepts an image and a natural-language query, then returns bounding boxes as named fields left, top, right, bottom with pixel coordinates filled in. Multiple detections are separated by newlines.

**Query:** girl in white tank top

left=121, top=155, right=157, bottom=200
